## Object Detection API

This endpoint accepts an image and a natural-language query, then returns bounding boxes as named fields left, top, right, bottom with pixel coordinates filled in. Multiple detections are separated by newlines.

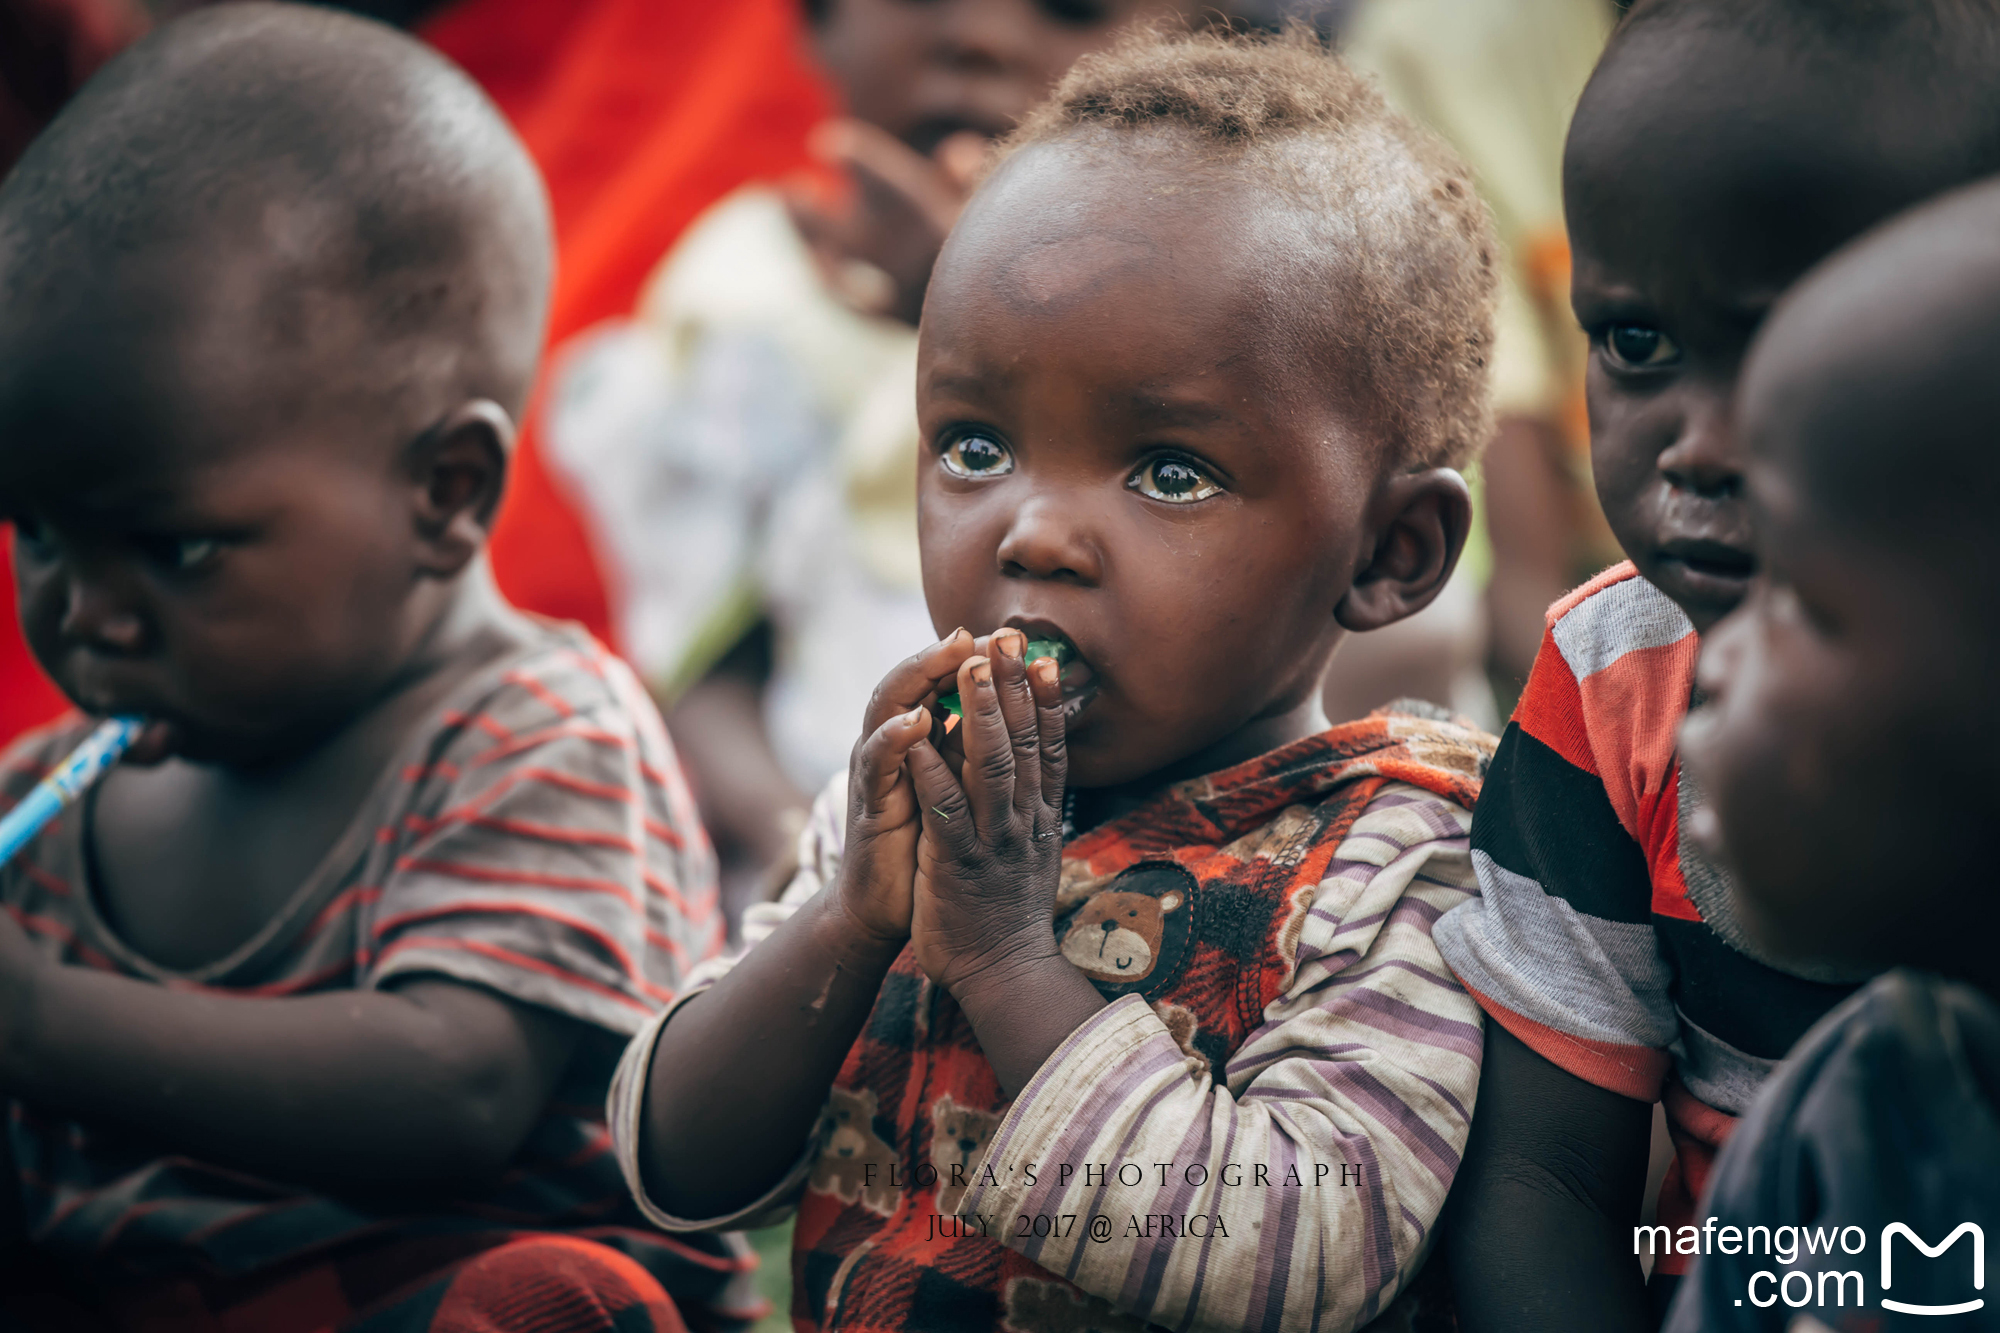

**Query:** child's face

left=0, top=267, right=455, bottom=768
left=1563, top=23, right=1936, bottom=635
left=1678, top=297, right=1997, bottom=977
left=916, top=144, right=1378, bottom=789
left=814, top=0, right=1200, bottom=151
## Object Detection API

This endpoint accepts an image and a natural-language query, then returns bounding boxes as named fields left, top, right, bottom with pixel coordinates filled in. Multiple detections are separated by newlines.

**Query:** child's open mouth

left=1656, top=537, right=1756, bottom=602
left=937, top=626, right=1097, bottom=730
left=1035, top=634, right=1099, bottom=724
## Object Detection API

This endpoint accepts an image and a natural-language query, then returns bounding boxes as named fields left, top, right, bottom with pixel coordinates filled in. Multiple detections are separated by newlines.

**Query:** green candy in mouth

left=938, top=637, right=1073, bottom=731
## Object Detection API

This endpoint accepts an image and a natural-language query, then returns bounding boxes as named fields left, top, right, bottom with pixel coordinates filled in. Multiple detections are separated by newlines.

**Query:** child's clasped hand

left=904, top=628, right=1069, bottom=1003
left=836, top=626, right=1071, bottom=1005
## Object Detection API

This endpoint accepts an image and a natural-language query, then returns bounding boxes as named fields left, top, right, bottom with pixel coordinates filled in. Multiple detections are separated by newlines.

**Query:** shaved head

left=0, top=2, right=552, bottom=431
left=1741, top=177, right=2000, bottom=574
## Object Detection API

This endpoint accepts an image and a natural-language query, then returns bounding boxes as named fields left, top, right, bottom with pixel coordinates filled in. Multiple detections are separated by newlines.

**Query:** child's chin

left=142, top=721, right=284, bottom=769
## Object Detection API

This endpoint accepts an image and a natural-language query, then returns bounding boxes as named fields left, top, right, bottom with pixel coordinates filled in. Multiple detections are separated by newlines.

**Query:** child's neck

left=1074, top=693, right=1331, bottom=830
left=240, top=559, right=530, bottom=778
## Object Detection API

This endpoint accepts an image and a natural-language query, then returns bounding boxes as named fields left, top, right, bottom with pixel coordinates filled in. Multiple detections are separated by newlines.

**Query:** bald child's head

left=0, top=4, right=555, bottom=766
left=0, top=1, right=551, bottom=442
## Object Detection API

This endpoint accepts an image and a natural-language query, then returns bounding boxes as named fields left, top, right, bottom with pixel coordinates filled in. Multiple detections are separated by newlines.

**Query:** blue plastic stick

left=0, top=716, right=143, bottom=865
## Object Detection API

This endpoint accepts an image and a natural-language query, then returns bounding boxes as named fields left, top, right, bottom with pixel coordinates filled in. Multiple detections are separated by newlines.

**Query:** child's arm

left=1446, top=1025, right=1656, bottom=1333
left=0, top=645, right=730, bottom=1199
left=783, top=119, right=983, bottom=327
left=626, top=630, right=979, bottom=1222
left=1430, top=627, right=1680, bottom=1330
left=0, top=950, right=576, bottom=1192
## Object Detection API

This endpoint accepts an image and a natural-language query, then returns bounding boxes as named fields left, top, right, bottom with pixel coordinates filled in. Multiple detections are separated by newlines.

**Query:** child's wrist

left=943, top=940, right=1062, bottom=1015
left=816, top=886, right=909, bottom=968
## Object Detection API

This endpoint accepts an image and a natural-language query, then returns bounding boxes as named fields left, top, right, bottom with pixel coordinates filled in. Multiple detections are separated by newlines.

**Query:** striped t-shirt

left=0, top=623, right=751, bottom=1307
left=1434, top=563, right=1869, bottom=1276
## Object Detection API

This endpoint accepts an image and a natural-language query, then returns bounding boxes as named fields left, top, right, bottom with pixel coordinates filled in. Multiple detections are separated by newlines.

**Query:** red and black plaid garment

left=0, top=624, right=760, bottom=1331
left=784, top=713, right=1490, bottom=1333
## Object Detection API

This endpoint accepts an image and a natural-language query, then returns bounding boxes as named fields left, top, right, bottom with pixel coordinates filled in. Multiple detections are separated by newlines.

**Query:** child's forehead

left=923, top=141, right=1395, bottom=462
left=939, top=144, right=1314, bottom=336
left=0, top=255, right=410, bottom=511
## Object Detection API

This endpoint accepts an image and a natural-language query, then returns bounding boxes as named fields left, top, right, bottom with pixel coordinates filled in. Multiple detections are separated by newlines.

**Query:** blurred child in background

left=1671, top=175, right=2000, bottom=1333
left=0, top=0, right=830, bottom=765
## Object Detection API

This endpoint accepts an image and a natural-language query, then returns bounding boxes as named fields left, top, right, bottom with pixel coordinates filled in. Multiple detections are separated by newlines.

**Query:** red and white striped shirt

left=0, top=623, right=738, bottom=1292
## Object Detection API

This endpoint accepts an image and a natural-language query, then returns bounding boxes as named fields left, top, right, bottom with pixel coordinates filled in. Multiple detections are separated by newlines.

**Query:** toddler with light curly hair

left=612, top=25, right=1500, bottom=1333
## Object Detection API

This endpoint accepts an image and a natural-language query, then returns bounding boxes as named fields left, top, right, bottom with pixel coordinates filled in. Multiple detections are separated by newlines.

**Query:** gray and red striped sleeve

left=363, top=644, right=723, bottom=1036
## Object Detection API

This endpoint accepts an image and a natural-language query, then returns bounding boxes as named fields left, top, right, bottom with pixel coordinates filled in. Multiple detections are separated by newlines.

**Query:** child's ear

left=1335, top=468, right=1473, bottom=633
left=409, top=399, right=514, bottom=577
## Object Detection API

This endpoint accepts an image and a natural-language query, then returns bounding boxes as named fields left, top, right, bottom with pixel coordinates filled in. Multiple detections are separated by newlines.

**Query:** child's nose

left=994, top=494, right=1101, bottom=585
left=58, top=570, right=147, bottom=654
left=1658, top=392, right=1744, bottom=501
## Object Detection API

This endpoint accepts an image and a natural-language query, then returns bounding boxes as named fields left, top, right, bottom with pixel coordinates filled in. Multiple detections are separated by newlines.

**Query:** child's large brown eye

left=1128, top=456, right=1222, bottom=505
left=940, top=433, right=1013, bottom=480
left=1603, top=323, right=1680, bottom=370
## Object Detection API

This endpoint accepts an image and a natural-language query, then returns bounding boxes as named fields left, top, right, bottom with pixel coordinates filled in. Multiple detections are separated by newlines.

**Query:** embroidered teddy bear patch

left=1054, top=863, right=1197, bottom=998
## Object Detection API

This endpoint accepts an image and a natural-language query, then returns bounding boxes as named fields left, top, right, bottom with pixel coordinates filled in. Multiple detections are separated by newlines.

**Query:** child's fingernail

left=905, top=707, right=929, bottom=727
left=996, top=629, right=1024, bottom=660
left=1033, top=659, right=1059, bottom=687
left=940, top=628, right=966, bottom=648
left=971, top=660, right=992, bottom=685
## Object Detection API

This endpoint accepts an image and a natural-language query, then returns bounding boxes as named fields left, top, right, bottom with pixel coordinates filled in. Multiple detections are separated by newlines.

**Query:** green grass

left=747, top=1220, right=796, bottom=1333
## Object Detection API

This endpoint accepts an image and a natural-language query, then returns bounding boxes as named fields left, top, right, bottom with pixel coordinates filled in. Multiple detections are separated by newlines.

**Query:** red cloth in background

left=424, top=0, right=830, bottom=646
left=0, top=0, right=145, bottom=168
left=0, top=0, right=830, bottom=745
left=0, top=0, right=146, bottom=744
left=0, top=558, right=67, bottom=742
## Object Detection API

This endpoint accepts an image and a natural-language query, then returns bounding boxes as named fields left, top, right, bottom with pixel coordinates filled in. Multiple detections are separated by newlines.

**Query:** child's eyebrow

left=923, top=369, right=1002, bottom=401
left=1121, top=394, right=1242, bottom=431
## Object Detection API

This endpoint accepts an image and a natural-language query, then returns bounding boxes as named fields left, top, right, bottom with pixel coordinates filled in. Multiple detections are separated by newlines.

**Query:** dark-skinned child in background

left=1669, top=177, right=2000, bottom=1333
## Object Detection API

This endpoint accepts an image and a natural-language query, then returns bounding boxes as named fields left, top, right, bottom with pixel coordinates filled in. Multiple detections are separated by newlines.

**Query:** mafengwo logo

left=1641, top=1218, right=1987, bottom=1316
left=1881, top=1223, right=1984, bottom=1317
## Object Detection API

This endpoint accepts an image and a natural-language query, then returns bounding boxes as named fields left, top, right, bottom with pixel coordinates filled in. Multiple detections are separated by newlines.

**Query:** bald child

left=0, top=6, right=744, bottom=1330
left=1669, top=178, right=2000, bottom=1332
